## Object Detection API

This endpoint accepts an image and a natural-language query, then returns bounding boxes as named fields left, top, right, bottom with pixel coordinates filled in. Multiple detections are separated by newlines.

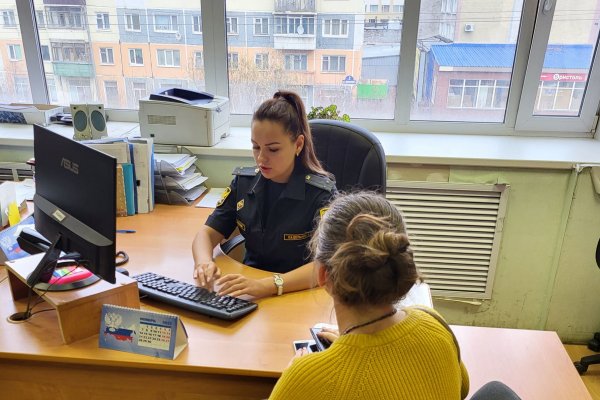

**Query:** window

left=125, top=13, right=141, bottom=31
left=51, top=42, right=89, bottom=62
left=382, top=5, right=390, bottom=13
left=323, top=19, right=348, bottom=37
left=285, top=54, right=307, bottom=71
left=46, top=76, right=58, bottom=103
left=447, top=79, right=509, bottom=109
left=157, top=49, right=180, bottom=67
left=36, top=10, right=45, bottom=28
left=129, top=48, right=143, bottom=66
left=228, top=52, right=239, bottom=69
left=41, top=45, right=50, bottom=61
left=254, top=18, right=268, bottom=35
left=100, top=48, right=114, bottom=65
left=192, top=15, right=202, bottom=34
left=322, top=55, right=346, bottom=72
left=132, top=82, right=148, bottom=103
left=2, top=10, right=16, bottom=27
left=274, top=15, right=314, bottom=35
left=96, top=13, right=110, bottom=30
left=14, top=76, right=30, bottom=101
left=255, top=53, right=269, bottom=70
left=8, top=44, right=22, bottom=61
left=154, top=14, right=178, bottom=32
left=68, top=78, right=92, bottom=103
left=226, top=17, right=238, bottom=34
left=47, top=6, right=84, bottom=29
left=104, top=81, right=119, bottom=108
left=194, top=51, right=203, bottom=68
left=8, top=0, right=600, bottom=136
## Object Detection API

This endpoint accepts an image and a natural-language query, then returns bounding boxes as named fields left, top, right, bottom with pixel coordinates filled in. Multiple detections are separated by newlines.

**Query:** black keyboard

left=132, top=272, right=258, bottom=320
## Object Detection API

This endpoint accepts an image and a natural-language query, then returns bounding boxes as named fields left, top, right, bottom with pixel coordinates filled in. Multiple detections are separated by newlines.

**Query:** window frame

left=99, top=47, right=114, bottom=65
left=254, top=17, right=268, bottom=36
left=8, top=44, right=22, bottom=61
left=321, top=55, right=346, bottom=73
left=226, top=16, right=238, bottom=35
left=154, top=14, right=178, bottom=33
left=2, top=9, right=16, bottom=27
left=284, top=53, right=308, bottom=71
left=9, top=0, right=600, bottom=138
left=192, top=15, right=202, bottom=34
left=96, top=12, right=110, bottom=30
left=156, top=49, right=181, bottom=67
left=125, top=13, right=141, bottom=32
left=322, top=19, right=348, bottom=38
left=255, top=53, right=269, bottom=70
left=128, top=48, right=144, bottom=66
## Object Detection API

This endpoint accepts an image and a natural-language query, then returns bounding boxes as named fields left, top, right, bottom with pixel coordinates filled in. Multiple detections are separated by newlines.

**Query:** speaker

left=70, top=103, right=107, bottom=141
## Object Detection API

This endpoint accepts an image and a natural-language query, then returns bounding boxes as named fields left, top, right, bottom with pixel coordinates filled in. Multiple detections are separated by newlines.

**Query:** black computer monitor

left=26, top=125, right=117, bottom=290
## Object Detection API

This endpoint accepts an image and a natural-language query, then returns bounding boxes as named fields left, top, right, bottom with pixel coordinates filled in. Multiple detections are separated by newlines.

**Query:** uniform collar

left=247, top=163, right=306, bottom=201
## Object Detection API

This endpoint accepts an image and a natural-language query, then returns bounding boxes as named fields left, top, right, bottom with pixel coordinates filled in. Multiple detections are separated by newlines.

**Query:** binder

left=121, top=163, right=136, bottom=216
left=115, top=165, right=127, bottom=217
left=99, top=304, right=188, bottom=360
left=129, top=138, right=154, bottom=213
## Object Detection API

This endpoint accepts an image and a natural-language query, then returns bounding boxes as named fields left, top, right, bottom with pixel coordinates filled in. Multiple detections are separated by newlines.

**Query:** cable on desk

left=116, top=251, right=129, bottom=266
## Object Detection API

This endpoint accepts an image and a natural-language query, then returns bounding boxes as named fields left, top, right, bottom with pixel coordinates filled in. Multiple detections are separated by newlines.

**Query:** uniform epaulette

left=305, top=174, right=335, bottom=192
left=232, top=166, right=259, bottom=176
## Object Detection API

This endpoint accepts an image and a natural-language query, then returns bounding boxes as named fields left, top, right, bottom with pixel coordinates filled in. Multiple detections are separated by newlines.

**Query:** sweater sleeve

left=460, top=359, right=470, bottom=399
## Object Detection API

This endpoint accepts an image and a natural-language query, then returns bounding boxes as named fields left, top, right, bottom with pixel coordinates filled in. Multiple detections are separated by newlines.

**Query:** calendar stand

left=5, top=260, right=140, bottom=344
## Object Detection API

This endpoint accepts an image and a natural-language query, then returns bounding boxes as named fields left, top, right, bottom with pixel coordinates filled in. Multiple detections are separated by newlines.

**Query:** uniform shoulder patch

left=232, top=166, right=259, bottom=176
left=305, top=174, right=335, bottom=192
left=216, top=186, right=231, bottom=207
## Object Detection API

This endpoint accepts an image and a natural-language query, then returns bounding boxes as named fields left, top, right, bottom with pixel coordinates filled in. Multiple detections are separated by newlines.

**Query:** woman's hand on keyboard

left=217, top=274, right=274, bottom=298
left=194, top=261, right=221, bottom=290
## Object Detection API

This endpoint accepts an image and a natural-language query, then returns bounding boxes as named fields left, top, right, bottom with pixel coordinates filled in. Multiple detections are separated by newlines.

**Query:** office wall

left=2, top=144, right=599, bottom=342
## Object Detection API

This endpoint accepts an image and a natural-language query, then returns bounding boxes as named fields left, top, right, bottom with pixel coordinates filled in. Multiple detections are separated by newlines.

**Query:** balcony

left=274, top=35, right=316, bottom=50
left=52, top=62, right=93, bottom=77
left=274, top=0, right=315, bottom=13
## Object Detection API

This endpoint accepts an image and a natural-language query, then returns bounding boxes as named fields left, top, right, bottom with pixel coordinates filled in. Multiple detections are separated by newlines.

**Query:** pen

left=117, top=229, right=136, bottom=234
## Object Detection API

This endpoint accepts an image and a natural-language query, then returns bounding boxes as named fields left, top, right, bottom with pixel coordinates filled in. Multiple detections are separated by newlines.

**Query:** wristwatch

left=273, top=274, right=284, bottom=296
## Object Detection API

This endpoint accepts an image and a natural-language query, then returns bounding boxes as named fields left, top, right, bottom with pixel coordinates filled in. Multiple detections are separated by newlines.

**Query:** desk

left=0, top=205, right=592, bottom=399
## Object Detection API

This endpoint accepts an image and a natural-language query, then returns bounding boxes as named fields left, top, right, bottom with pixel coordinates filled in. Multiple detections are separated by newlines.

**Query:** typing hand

left=216, top=274, right=272, bottom=298
left=193, top=261, right=221, bottom=290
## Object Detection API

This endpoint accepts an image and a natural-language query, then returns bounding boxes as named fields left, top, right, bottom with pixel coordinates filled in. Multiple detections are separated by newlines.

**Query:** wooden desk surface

left=0, top=204, right=592, bottom=399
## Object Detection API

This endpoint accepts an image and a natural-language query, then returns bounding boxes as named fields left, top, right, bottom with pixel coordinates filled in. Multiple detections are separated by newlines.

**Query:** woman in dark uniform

left=192, top=91, right=336, bottom=298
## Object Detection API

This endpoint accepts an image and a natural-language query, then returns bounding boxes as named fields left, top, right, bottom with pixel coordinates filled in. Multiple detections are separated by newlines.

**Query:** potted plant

left=307, top=104, right=350, bottom=122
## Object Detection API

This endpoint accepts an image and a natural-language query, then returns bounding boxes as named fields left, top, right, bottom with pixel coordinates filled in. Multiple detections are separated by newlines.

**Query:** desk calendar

left=99, top=304, right=188, bottom=359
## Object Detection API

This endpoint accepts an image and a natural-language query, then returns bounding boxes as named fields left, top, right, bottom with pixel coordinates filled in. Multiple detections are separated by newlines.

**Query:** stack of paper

left=154, top=153, right=207, bottom=205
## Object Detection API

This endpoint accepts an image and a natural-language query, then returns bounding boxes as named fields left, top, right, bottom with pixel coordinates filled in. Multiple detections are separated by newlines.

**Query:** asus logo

left=60, top=157, right=79, bottom=174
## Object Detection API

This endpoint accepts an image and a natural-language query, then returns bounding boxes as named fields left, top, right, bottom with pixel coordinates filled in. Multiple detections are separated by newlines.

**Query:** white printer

left=139, top=88, right=230, bottom=146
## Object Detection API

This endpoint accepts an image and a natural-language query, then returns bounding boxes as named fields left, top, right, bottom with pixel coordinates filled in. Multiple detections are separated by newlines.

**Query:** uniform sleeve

left=312, top=185, right=337, bottom=226
left=205, top=177, right=238, bottom=238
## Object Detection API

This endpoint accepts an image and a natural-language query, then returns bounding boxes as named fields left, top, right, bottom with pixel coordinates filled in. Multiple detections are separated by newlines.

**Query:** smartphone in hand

left=310, top=327, right=332, bottom=352
left=293, top=340, right=318, bottom=353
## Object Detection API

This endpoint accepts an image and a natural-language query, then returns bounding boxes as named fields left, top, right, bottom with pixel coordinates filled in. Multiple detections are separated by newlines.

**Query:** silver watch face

left=274, top=275, right=283, bottom=286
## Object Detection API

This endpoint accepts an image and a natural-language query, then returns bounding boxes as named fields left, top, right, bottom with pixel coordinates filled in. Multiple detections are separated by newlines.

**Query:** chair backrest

left=309, top=119, right=387, bottom=193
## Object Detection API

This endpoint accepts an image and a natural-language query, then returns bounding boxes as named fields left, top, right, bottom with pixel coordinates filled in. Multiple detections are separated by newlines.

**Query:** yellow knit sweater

left=269, top=307, right=469, bottom=400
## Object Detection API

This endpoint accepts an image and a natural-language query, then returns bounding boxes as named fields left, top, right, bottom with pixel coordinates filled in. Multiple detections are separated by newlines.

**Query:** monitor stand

left=25, top=233, right=100, bottom=292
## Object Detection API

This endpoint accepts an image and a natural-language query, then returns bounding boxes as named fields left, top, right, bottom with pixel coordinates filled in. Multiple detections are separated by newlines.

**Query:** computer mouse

left=116, top=267, right=129, bottom=276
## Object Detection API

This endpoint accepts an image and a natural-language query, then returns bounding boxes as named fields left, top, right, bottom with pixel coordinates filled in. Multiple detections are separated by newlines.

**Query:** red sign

left=540, top=73, right=587, bottom=82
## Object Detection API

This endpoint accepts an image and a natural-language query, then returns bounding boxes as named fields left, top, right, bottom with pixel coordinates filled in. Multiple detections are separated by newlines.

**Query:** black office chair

left=573, top=237, right=600, bottom=374
left=219, top=119, right=387, bottom=256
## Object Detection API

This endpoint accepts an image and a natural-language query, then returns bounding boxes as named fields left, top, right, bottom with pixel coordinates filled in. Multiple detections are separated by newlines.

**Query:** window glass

left=26, top=1, right=204, bottom=109
left=533, top=0, right=599, bottom=116
left=0, top=2, right=31, bottom=103
left=227, top=2, right=364, bottom=115
left=411, top=0, right=524, bottom=122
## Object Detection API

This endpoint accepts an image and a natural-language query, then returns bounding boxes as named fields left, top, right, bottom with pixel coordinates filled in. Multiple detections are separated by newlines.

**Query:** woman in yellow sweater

left=268, top=192, right=470, bottom=400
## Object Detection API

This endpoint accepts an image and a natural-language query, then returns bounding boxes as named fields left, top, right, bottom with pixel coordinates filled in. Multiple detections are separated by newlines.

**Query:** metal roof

left=430, top=43, right=593, bottom=69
